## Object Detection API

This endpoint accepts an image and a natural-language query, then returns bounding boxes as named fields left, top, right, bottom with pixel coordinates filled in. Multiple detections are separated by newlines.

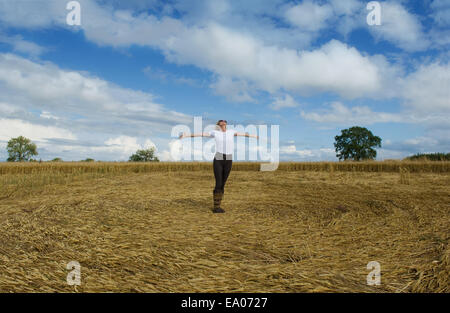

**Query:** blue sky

left=0, top=0, right=448, bottom=161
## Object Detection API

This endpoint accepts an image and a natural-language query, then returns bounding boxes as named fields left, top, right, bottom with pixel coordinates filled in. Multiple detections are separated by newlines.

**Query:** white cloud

left=28, top=135, right=158, bottom=162
left=0, top=53, right=191, bottom=129
left=281, top=144, right=302, bottom=154
left=283, top=1, right=432, bottom=52
left=0, top=33, right=47, bottom=56
left=285, top=0, right=433, bottom=53
left=0, top=101, right=20, bottom=115
left=403, top=136, right=438, bottom=146
left=40, top=111, right=60, bottom=120
left=376, top=148, right=407, bottom=160
left=300, top=100, right=450, bottom=130
left=430, top=0, right=450, bottom=27
left=368, top=1, right=430, bottom=52
left=429, top=28, right=450, bottom=49
left=0, top=53, right=192, bottom=161
left=329, top=0, right=362, bottom=16
left=270, top=94, right=300, bottom=110
left=381, top=132, right=450, bottom=158
left=0, top=0, right=63, bottom=29
left=0, top=118, right=76, bottom=142
left=157, top=149, right=175, bottom=161
left=0, top=0, right=433, bottom=103
left=0, top=1, right=394, bottom=99
left=209, top=75, right=255, bottom=103
left=165, top=24, right=385, bottom=98
left=330, top=0, right=366, bottom=37
left=282, top=0, right=362, bottom=37
left=98, top=135, right=152, bottom=160
left=280, top=144, right=336, bottom=161
left=284, top=1, right=333, bottom=32
left=400, top=62, right=450, bottom=113
left=300, top=101, right=405, bottom=125
left=300, top=58, right=450, bottom=129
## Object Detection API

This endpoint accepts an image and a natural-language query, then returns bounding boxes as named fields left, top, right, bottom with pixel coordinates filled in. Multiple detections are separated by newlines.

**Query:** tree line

left=5, top=136, right=159, bottom=162
left=3, top=127, right=447, bottom=162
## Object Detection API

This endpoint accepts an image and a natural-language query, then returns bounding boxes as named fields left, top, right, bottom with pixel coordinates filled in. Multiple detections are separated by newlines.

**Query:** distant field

left=1, top=160, right=449, bottom=175
left=0, top=162, right=448, bottom=292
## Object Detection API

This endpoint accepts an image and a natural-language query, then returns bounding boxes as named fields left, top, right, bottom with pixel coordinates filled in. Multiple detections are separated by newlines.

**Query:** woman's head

left=216, top=119, right=227, bottom=131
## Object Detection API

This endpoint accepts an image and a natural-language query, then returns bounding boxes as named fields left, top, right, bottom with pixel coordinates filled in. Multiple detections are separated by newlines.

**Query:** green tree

left=129, top=147, right=159, bottom=162
left=404, top=152, right=450, bottom=161
left=6, top=136, right=38, bottom=162
left=334, top=126, right=381, bottom=161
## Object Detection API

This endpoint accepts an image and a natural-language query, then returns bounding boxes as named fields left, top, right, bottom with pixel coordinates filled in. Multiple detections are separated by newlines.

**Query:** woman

left=179, top=120, right=258, bottom=213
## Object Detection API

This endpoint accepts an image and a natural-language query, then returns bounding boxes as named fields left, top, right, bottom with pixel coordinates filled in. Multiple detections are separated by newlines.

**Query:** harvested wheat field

left=0, top=162, right=449, bottom=292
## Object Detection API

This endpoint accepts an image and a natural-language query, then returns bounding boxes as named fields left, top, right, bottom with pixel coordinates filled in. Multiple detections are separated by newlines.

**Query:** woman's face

left=218, top=121, right=227, bottom=131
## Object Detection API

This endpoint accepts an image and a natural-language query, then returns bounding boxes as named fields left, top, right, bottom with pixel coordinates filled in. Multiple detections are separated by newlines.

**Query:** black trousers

left=213, top=153, right=232, bottom=194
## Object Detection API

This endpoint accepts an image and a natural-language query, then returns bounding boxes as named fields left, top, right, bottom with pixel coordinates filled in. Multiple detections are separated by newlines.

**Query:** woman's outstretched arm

left=235, top=132, right=259, bottom=139
left=179, top=132, right=211, bottom=139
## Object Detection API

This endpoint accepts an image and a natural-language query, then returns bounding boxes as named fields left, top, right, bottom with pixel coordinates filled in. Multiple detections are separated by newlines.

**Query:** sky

left=0, top=0, right=448, bottom=161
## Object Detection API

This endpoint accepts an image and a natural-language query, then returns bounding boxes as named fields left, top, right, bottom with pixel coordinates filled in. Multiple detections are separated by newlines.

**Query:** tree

left=6, top=136, right=38, bottom=162
left=404, top=152, right=450, bottom=161
left=51, top=157, right=63, bottom=162
left=129, top=147, right=159, bottom=162
left=334, top=126, right=381, bottom=161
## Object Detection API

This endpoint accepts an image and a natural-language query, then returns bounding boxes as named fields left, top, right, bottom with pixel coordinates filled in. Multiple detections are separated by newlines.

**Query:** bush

left=129, top=147, right=159, bottom=162
left=404, top=153, right=450, bottom=161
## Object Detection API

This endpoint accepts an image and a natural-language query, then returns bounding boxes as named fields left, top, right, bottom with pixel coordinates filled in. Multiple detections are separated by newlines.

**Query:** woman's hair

left=215, top=120, right=227, bottom=130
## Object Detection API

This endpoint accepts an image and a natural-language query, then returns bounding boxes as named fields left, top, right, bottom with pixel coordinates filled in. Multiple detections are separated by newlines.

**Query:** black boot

left=212, top=191, right=225, bottom=213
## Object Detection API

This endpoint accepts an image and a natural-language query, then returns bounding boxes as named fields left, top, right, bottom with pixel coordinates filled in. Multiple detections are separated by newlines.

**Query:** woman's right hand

left=179, top=132, right=186, bottom=139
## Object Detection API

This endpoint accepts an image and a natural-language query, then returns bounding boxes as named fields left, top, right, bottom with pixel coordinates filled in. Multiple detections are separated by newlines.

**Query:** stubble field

left=0, top=161, right=448, bottom=292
